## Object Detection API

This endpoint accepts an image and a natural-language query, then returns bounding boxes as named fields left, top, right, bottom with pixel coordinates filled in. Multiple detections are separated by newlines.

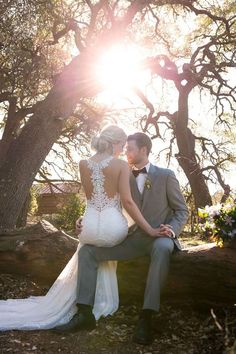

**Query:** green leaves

left=54, top=194, right=85, bottom=231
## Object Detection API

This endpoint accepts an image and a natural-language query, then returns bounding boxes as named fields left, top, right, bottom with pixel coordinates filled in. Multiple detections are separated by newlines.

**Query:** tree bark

left=174, top=88, right=212, bottom=208
left=0, top=221, right=235, bottom=308
left=0, top=221, right=77, bottom=283
left=16, top=193, right=31, bottom=228
left=118, top=243, right=236, bottom=309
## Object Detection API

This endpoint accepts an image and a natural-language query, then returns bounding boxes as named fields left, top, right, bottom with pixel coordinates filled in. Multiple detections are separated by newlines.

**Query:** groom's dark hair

left=127, top=132, right=152, bottom=156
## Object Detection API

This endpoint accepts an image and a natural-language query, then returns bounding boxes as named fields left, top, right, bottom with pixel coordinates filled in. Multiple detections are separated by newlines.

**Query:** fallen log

left=0, top=220, right=77, bottom=284
left=118, top=243, right=236, bottom=309
left=0, top=221, right=235, bottom=308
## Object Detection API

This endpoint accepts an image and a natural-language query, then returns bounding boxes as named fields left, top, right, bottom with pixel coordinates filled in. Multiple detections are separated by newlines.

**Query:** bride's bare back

left=79, top=156, right=123, bottom=201
left=78, top=155, right=129, bottom=247
left=79, top=154, right=155, bottom=239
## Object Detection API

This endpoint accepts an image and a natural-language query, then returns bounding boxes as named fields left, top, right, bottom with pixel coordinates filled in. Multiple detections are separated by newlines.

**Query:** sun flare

left=95, top=45, right=144, bottom=93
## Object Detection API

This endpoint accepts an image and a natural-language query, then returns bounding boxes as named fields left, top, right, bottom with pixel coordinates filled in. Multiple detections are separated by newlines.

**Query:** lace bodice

left=86, top=156, right=121, bottom=212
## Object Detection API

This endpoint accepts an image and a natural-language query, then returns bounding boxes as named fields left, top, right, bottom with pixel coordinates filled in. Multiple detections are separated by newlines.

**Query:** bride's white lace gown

left=0, top=156, right=128, bottom=331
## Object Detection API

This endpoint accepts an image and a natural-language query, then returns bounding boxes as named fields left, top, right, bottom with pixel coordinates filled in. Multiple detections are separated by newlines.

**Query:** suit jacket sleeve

left=166, top=170, right=189, bottom=236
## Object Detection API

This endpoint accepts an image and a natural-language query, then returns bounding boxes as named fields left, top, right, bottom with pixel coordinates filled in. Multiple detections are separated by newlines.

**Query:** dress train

left=0, top=244, right=118, bottom=331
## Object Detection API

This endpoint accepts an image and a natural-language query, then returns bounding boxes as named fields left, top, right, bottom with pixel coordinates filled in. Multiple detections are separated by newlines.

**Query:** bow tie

left=132, top=167, right=147, bottom=177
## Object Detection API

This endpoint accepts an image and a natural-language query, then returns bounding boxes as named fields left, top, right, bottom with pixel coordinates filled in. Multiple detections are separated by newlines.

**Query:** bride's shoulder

left=79, top=159, right=88, bottom=169
left=112, top=158, right=129, bottom=169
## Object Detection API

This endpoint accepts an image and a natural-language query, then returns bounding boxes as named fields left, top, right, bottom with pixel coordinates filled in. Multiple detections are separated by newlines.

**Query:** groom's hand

left=157, top=224, right=174, bottom=237
left=75, top=218, right=83, bottom=235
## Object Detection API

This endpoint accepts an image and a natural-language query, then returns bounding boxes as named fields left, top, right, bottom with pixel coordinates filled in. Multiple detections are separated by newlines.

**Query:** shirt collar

left=133, top=162, right=150, bottom=172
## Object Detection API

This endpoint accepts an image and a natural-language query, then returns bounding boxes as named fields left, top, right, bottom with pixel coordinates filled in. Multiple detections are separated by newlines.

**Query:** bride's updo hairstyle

left=91, top=125, right=127, bottom=153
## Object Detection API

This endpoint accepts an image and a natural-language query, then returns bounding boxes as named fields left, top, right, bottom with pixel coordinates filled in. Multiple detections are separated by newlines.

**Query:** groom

left=56, top=132, right=188, bottom=345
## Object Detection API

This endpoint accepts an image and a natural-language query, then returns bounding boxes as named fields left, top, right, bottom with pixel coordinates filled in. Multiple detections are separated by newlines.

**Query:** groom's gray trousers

left=76, top=230, right=174, bottom=312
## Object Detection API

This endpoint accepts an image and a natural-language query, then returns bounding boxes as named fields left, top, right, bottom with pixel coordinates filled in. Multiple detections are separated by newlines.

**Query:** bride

left=0, top=125, right=161, bottom=331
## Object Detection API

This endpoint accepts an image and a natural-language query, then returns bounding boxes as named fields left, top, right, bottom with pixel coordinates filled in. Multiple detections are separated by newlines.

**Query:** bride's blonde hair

left=91, top=125, right=127, bottom=153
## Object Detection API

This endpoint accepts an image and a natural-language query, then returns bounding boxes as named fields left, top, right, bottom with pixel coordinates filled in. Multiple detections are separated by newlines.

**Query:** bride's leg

left=92, top=261, right=118, bottom=319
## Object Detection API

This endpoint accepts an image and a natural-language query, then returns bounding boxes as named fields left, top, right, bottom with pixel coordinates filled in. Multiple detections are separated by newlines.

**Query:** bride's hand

left=75, top=217, right=83, bottom=235
left=149, top=224, right=173, bottom=238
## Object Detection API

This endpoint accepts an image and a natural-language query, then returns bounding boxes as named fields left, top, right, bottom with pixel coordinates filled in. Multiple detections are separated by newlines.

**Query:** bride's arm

left=119, top=161, right=158, bottom=237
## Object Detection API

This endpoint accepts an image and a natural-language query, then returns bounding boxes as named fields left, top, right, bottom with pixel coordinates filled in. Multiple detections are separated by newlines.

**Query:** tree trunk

left=16, top=193, right=31, bottom=228
left=0, top=221, right=235, bottom=308
left=177, top=153, right=212, bottom=208
left=175, top=89, right=212, bottom=208
left=0, top=53, right=101, bottom=231
left=0, top=109, right=65, bottom=230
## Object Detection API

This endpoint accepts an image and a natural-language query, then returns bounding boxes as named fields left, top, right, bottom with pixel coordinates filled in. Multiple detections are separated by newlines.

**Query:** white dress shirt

left=133, top=162, right=176, bottom=238
left=133, top=162, right=150, bottom=194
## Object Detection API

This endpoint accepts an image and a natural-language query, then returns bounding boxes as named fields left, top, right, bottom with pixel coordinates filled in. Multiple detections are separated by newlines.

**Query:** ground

left=0, top=234, right=236, bottom=354
left=0, top=272, right=235, bottom=354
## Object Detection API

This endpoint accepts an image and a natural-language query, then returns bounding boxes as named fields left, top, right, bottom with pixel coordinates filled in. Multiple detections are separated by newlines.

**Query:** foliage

left=0, top=0, right=100, bottom=180
left=28, top=188, right=39, bottom=216
left=54, top=194, right=85, bottom=231
left=198, top=204, right=236, bottom=246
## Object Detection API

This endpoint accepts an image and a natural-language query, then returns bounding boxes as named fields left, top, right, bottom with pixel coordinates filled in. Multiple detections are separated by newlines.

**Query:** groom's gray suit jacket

left=129, top=163, right=189, bottom=250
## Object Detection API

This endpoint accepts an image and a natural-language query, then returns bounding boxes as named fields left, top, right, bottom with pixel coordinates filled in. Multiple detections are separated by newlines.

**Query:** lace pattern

left=87, top=156, right=121, bottom=212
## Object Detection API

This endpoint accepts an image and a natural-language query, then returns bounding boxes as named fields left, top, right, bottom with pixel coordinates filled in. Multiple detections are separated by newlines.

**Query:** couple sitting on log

left=0, top=125, right=188, bottom=345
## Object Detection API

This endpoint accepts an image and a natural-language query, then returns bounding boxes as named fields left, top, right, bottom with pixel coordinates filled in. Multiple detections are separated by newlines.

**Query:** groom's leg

left=76, top=244, right=99, bottom=306
left=143, top=237, right=174, bottom=312
left=77, top=231, right=151, bottom=306
left=133, top=238, right=174, bottom=345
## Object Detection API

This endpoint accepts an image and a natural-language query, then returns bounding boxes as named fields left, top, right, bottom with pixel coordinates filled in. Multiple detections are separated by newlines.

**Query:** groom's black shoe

left=132, top=310, right=154, bottom=345
left=53, top=304, right=96, bottom=333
